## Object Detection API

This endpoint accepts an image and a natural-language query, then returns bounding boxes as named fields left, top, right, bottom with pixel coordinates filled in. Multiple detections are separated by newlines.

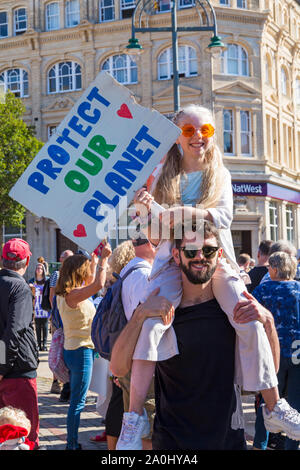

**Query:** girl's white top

left=149, top=167, right=239, bottom=279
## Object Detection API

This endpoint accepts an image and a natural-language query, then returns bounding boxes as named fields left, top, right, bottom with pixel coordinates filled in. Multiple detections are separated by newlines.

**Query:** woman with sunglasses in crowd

left=116, top=104, right=300, bottom=450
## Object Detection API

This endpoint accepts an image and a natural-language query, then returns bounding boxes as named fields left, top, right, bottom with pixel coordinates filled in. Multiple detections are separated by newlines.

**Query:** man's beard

left=179, top=256, right=218, bottom=284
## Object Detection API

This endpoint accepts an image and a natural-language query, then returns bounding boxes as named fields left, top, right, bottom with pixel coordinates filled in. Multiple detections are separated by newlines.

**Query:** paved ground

left=37, top=336, right=256, bottom=450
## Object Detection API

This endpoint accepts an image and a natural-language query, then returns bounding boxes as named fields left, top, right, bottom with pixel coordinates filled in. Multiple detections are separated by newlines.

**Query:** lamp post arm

left=200, top=0, right=218, bottom=36
left=131, top=0, right=144, bottom=39
left=171, top=0, right=180, bottom=112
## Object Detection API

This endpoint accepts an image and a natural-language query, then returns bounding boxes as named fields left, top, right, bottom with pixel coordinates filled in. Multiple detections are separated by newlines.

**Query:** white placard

left=9, top=72, right=181, bottom=252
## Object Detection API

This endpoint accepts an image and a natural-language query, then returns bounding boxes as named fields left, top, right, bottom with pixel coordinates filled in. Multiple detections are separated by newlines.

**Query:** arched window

left=47, top=61, right=82, bottom=93
left=102, top=54, right=137, bottom=84
left=65, top=0, right=80, bottom=28
left=281, top=67, right=287, bottom=96
left=221, top=44, right=249, bottom=76
left=46, top=2, right=60, bottom=31
left=0, top=69, right=29, bottom=97
left=13, top=8, right=27, bottom=35
left=158, top=45, right=197, bottom=80
left=99, top=0, right=115, bottom=22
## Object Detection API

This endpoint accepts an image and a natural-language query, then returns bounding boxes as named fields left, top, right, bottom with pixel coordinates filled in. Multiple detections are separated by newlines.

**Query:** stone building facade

left=0, top=0, right=299, bottom=276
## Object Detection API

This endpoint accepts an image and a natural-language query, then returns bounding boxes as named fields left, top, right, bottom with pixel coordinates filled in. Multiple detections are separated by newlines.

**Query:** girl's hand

left=134, top=187, right=154, bottom=215
left=91, top=252, right=99, bottom=265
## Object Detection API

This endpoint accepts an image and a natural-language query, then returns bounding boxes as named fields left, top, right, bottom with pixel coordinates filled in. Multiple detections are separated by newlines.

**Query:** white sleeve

left=121, top=269, right=150, bottom=321
left=206, top=168, right=233, bottom=230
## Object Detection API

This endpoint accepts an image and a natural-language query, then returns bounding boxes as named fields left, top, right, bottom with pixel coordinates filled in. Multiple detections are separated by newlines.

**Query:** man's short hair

left=237, top=253, right=251, bottom=266
left=258, top=240, right=273, bottom=257
left=174, top=220, right=221, bottom=250
left=269, top=252, right=297, bottom=280
left=2, top=258, right=27, bottom=271
left=1, top=238, right=31, bottom=269
left=269, top=240, right=297, bottom=257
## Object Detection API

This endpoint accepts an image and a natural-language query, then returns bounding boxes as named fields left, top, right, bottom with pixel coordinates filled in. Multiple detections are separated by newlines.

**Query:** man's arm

left=110, top=288, right=174, bottom=377
left=233, top=291, right=280, bottom=373
left=0, top=284, right=33, bottom=377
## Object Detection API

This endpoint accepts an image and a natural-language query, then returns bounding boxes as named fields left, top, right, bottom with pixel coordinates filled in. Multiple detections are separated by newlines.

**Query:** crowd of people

left=0, top=103, right=300, bottom=451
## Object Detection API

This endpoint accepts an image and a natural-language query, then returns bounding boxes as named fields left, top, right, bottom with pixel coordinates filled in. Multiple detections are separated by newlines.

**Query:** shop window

left=286, top=205, right=294, bottom=242
left=269, top=202, right=278, bottom=241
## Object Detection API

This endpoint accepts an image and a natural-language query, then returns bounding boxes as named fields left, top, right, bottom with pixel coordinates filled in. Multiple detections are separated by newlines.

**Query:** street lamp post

left=125, top=0, right=226, bottom=112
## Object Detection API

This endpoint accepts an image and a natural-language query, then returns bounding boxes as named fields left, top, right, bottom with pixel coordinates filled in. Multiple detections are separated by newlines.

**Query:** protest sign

left=9, top=71, right=181, bottom=252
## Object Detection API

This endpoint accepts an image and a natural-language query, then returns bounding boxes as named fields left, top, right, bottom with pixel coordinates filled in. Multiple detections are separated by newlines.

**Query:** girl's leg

left=129, top=359, right=156, bottom=415
left=212, top=260, right=278, bottom=397
left=283, top=358, right=300, bottom=450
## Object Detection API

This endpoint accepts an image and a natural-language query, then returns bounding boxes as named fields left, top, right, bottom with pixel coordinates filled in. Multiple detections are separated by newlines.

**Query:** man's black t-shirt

left=153, top=298, right=246, bottom=450
left=248, top=266, right=268, bottom=293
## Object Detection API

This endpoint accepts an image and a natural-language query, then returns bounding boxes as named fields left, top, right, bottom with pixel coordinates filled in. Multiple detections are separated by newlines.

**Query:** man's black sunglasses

left=179, top=246, right=219, bottom=259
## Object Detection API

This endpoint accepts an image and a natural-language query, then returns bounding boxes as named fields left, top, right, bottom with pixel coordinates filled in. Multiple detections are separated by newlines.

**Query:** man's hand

left=134, top=188, right=154, bottom=215
left=0, top=375, right=3, bottom=382
left=233, top=291, right=273, bottom=326
left=135, top=287, right=175, bottom=326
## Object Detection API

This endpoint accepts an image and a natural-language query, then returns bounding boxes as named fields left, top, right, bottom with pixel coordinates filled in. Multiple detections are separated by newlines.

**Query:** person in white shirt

left=117, top=237, right=156, bottom=450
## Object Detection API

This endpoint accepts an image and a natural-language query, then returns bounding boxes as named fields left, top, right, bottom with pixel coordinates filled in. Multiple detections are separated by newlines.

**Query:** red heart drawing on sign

left=73, top=224, right=87, bottom=237
left=117, top=103, right=133, bottom=119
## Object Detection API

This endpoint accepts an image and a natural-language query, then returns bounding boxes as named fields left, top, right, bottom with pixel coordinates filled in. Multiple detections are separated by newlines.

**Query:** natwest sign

left=232, top=182, right=267, bottom=196
left=232, top=181, right=300, bottom=204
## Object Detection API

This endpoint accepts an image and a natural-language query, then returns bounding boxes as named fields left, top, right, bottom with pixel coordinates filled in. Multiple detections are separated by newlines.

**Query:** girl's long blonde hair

left=152, top=104, right=225, bottom=209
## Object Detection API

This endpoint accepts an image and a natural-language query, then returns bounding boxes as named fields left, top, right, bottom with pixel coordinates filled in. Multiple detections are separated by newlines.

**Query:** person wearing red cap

left=0, top=238, right=40, bottom=449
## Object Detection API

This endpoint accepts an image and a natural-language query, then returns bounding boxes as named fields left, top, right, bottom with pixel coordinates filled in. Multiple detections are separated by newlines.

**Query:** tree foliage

left=0, top=92, right=44, bottom=227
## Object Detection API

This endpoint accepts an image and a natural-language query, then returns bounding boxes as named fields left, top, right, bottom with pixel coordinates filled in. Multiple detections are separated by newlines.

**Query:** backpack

left=41, top=278, right=51, bottom=311
left=91, top=263, right=146, bottom=360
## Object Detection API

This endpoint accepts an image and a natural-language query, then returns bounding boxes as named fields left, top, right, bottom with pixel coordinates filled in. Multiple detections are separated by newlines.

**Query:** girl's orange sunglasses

left=180, top=123, right=215, bottom=138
